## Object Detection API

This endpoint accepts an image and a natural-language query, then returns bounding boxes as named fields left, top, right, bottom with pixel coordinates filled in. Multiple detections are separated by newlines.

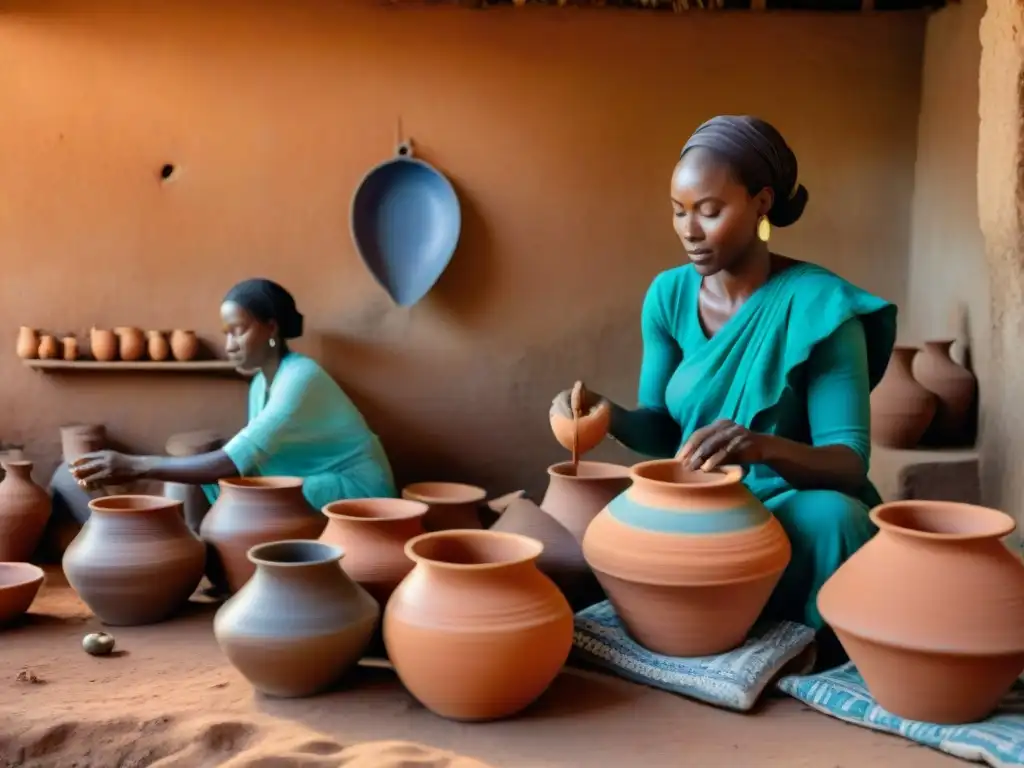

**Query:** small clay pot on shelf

left=16, top=327, right=38, bottom=360
left=37, top=335, right=59, bottom=360
left=115, top=327, right=146, bottom=362
left=90, top=328, right=118, bottom=362
left=170, top=330, right=199, bottom=362
left=62, top=337, right=78, bottom=361
left=147, top=331, right=170, bottom=362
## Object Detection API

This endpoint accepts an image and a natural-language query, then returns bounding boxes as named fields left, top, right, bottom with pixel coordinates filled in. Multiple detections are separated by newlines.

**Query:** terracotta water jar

left=90, top=328, right=117, bottom=362
left=200, top=477, right=325, bottom=593
left=583, top=461, right=791, bottom=656
left=147, top=330, right=170, bottom=362
left=0, top=563, right=45, bottom=625
left=16, top=327, right=38, bottom=360
left=384, top=530, right=573, bottom=721
left=115, top=327, right=146, bottom=361
left=0, top=461, right=51, bottom=562
left=549, top=382, right=611, bottom=457
left=170, top=329, right=199, bottom=361
left=540, top=461, right=632, bottom=543
left=401, top=482, right=485, bottom=531
left=870, top=346, right=937, bottom=449
left=912, top=340, right=977, bottom=447
left=214, top=540, right=379, bottom=698
left=62, top=495, right=206, bottom=625
left=320, top=498, right=428, bottom=605
left=37, top=335, right=59, bottom=360
left=818, top=500, right=1024, bottom=723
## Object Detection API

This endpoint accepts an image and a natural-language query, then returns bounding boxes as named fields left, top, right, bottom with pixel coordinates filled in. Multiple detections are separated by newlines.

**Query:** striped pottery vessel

left=582, top=461, right=791, bottom=657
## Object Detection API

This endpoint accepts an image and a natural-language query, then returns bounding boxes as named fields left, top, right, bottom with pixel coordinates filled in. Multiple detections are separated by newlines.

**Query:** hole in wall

left=159, top=163, right=177, bottom=182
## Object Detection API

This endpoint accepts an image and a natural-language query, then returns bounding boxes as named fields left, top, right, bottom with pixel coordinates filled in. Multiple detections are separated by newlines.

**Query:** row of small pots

left=15, top=326, right=199, bottom=362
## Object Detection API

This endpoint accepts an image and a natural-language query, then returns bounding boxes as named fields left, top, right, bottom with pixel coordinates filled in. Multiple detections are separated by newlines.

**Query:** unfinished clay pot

left=549, top=381, right=611, bottom=458
left=818, top=500, right=1024, bottom=723
left=62, top=495, right=206, bottom=626
left=583, top=461, right=791, bottom=656
left=320, top=498, right=428, bottom=605
left=200, top=477, right=325, bottom=593
left=61, top=336, right=78, bottom=361
left=170, top=329, right=199, bottom=361
left=163, top=431, right=222, bottom=533
left=37, top=335, right=59, bottom=360
left=16, top=327, right=38, bottom=360
left=115, top=327, right=146, bottom=361
left=0, top=461, right=51, bottom=562
left=60, top=424, right=107, bottom=463
left=912, top=340, right=977, bottom=447
left=147, top=330, right=170, bottom=361
left=214, top=540, right=379, bottom=698
left=401, top=482, right=485, bottom=531
left=384, top=530, right=573, bottom=721
left=870, top=346, right=937, bottom=449
left=541, top=461, right=632, bottom=543
left=0, top=563, right=44, bottom=625
left=90, top=328, right=117, bottom=362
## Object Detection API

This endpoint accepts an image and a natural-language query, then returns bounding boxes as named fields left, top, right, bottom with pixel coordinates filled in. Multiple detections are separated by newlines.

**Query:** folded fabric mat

left=572, top=600, right=815, bottom=711
left=778, top=662, right=1024, bottom=767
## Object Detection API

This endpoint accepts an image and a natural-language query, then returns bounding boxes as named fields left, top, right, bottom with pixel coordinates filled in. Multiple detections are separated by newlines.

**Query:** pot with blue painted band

left=581, top=461, right=791, bottom=657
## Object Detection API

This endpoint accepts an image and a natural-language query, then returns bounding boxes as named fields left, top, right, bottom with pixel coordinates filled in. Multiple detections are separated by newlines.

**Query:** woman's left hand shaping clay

left=676, top=419, right=765, bottom=472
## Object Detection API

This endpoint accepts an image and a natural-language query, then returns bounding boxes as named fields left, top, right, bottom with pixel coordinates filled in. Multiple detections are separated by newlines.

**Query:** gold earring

left=757, top=216, right=771, bottom=243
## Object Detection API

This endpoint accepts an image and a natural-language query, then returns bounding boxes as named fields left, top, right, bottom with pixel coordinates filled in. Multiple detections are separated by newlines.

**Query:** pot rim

left=404, top=529, right=543, bottom=570
left=323, top=497, right=429, bottom=522
left=219, top=476, right=303, bottom=491
left=0, top=562, right=45, bottom=591
left=401, top=481, right=486, bottom=505
left=1, top=460, right=32, bottom=472
left=548, top=461, right=631, bottom=480
left=87, top=494, right=184, bottom=514
left=630, top=460, right=744, bottom=489
left=247, top=539, right=343, bottom=567
left=870, top=500, right=1016, bottom=542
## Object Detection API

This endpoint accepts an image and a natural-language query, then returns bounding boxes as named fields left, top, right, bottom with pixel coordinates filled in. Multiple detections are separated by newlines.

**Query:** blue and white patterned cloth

left=778, top=662, right=1024, bottom=767
left=572, top=600, right=815, bottom=711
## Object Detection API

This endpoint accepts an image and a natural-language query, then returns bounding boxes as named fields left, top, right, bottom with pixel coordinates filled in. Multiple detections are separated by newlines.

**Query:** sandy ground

left=0, top=568, right=962, bottom=768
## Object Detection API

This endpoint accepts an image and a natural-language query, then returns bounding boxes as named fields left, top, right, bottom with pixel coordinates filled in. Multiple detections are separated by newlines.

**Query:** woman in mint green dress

left=552, top=116, right=896, bottom=648
left=71, top=279, right=397, bottom=516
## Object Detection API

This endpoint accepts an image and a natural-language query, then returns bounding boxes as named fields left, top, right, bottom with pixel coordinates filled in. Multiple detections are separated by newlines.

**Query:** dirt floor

left=0, top=568, right=963, bottom=768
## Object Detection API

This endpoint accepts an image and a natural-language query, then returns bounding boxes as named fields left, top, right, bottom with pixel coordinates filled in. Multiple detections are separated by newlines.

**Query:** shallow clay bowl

left=0, top=563, right=44, bottom=625
left=550, top=400, right=612, bottom=456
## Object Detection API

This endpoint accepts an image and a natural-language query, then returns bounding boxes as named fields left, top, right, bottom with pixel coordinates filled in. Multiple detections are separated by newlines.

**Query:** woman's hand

left=676, top=419, right=766, bottom=471
left=550, top=383, right=606, bottom=419
left=70, top=451, right=145, bottom=489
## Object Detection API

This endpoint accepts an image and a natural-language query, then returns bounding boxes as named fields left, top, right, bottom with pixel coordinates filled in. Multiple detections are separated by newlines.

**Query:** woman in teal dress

left=552, top=116, right=896, bottom=644
left=71, top=278, right=397, bottom=516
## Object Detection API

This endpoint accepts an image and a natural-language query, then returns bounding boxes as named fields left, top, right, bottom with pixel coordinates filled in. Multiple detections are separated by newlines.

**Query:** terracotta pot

left=320, top=498, right=428, bottom=605
left=0, top=461, right=51, bottom=562
left=818, top=500, right=1024, bottom=723
left=401, top=482, right=485, bottom=532
left=61, top=336, right=78, bottom=361
left=200, top=477, right=325, bottom=593
left=384, top=529, right=573, bottom=721
left=170, top=329, right=199, bottom=361
left=16, top=327, right=38, bottom=360
left=870, top=346, right=937, bottom=449
left=90, top=328, right=118, bottom=362
left=37, top=335, right=59, bottom=360
left=0, top=563, right=45, bottom=625
left=912, top=340, right=977, bottom=447
left=490, top=497, right=603, bottom=611
left=582, top=461, right=791, bottom=656
left=62, top=495, right=206, bottom=626
left=549, top=382, right=612, bottom=457
left=540, top=461, right=632, bottom=543
left=147, top=330, right=170, bottom=362
left=115, top=327, right=146, bottom=361
left=60, top=424, right=107, bottom=463
left=214, top=540, right=379, bottom=698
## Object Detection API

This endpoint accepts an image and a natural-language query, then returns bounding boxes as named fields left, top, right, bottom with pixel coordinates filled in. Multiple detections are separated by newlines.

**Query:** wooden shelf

left=22, top=359, right=245, bottom=375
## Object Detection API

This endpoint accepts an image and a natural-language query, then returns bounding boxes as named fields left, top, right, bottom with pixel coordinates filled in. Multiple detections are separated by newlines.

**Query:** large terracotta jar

left=818, top=500, right=1024, bottom=724
left=540, top=461, right=632, bottom=543
left=912, top=340, right=977, bottom=447
left=320, top=498, right=428, bottom=605
left=582, top=461, right=791, bottom=657
left=200, top=477, right=325, bottom=593
left=384, top=530, right=573, bottom=721
left=62, top=495, right=206, bottom=625
left=401, top=482, right=485, bottom=531
left=214, top=540, right=379, bottom=698
left=0, top=461, right=51, bottom=562
left=870, top=346, right=937, bottom=449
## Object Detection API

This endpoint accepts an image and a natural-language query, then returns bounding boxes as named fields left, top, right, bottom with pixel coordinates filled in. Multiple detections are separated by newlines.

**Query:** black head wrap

left=681, top=115, right=808, bottom=227
left=224, top=278, right=304, bottom=339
